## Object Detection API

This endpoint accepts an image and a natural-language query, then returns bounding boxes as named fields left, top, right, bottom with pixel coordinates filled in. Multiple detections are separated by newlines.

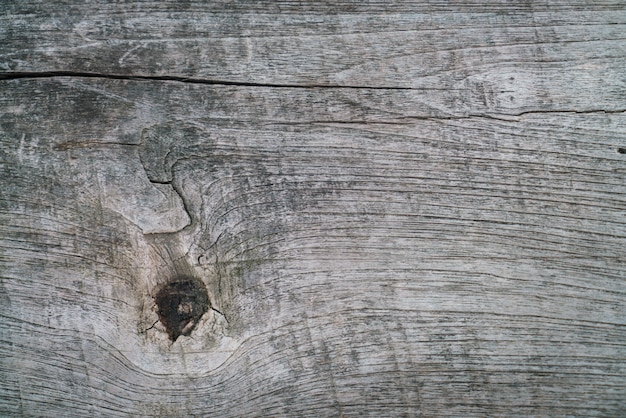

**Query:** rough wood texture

left=1, top=1, right=625, bottom=416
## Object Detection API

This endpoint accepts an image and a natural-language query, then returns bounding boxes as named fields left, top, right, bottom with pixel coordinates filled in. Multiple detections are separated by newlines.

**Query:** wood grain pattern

left=1, top=1, right=625, bottom=416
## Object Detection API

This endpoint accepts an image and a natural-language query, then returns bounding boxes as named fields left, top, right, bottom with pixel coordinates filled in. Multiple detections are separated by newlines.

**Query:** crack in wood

left=52, top=141, right=140, bottom=151
left=0, top=71, right=413, bottom=90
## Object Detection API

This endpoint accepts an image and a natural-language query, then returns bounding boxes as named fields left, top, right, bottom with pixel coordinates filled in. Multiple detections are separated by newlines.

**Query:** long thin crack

left=4, top=71, right=622, bottom=118
left=506, top=109, right=626, bottom=116
left=53, top=141, right=140, bottom=151
left=263, top=108, right=626, bottom=126
left=0, top=70, right=412, bottom=90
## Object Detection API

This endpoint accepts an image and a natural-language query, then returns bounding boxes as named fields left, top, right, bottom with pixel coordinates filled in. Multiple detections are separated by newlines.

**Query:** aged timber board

left=1, top=1, right=625, bottom=417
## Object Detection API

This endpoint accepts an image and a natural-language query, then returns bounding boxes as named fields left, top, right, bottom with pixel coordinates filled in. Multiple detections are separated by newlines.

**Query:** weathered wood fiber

left=1, top=1, right=625, bottom=417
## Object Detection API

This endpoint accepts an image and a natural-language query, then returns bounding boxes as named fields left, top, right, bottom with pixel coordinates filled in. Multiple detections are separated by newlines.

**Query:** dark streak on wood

left=0, top=71, right=414, bottom=90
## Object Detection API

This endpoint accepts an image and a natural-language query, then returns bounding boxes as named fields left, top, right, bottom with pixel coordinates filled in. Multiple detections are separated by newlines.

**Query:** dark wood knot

left=154, top=277, right=209, bottom=341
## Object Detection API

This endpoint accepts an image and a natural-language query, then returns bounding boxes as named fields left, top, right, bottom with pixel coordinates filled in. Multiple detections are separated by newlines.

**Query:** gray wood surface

left=1, top=1, right=625, bottom=416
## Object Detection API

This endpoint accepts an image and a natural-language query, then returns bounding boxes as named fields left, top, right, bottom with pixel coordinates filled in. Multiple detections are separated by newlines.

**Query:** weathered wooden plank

left=1, top=1, right=625, bottom=103
left=1, top=1, right=625, bottom=417
left=1, top=76, right=624, bottom=416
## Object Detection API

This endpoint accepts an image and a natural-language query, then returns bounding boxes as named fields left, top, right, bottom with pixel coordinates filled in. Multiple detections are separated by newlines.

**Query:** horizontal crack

left=508, top=109, right=626, bottom=116
left=262, top=109, right=626, bottom=125
left=53, top=141, right=139, bottom=151
left=0, top=71, right=412, bottom=90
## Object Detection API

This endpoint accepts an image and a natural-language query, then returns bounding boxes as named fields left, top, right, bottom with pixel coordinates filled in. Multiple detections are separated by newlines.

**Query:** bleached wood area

left=1, top=1, right=625, bottom=416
